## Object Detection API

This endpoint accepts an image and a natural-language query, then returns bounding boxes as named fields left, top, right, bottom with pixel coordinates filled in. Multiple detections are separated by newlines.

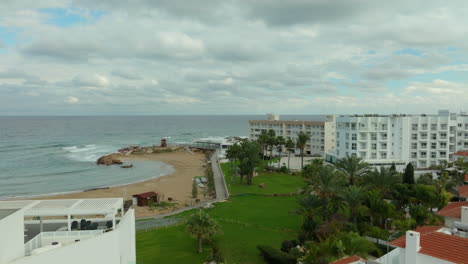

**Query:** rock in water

left=96, top=155, right=123, bottom=165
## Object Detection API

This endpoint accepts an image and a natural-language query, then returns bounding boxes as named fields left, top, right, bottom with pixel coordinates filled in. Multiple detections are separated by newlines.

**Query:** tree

left=403, top=162, right=415, bottom=184
left=276, top=136, right=286, bottom=168
left=307, top=165, right=346, bottom=216
left=186, top=210, right=221, bottom=253
left=341, top=186, right=368, bottom=225
left=297, top=131, right=311, bottom=170
left=363, top=166, right=401, bottom=196
left=285, top=138, right=296, bottom=170
left=389, top=162, right=397, bottom=173
left=237, top=140, right=262, bottom=185
left=335, top=155, right=369, bottom=185
left=258, top=130, right=269, bottom=160
left=302, top=159, right=323, bottom=180
left=192, top=180, right=198, bottom=198
left=226, top=143, right=242, bottom=181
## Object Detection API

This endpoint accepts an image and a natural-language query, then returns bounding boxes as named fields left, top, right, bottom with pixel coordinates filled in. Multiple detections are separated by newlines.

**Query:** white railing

left=24, top=230, right=104, bottom=256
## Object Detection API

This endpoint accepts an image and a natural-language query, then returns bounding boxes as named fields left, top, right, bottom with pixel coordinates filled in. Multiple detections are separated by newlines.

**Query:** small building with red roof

left=329, top=255, right=365, bottom=264
left=132, top=191, right=159, bottom=206
left=459, top=185, right=468, bottom=200
left=437, top=201, right=468, bottom=227
left=454, top=151, right=468, bottom=162
left=377, top=225, right=468, bottom=264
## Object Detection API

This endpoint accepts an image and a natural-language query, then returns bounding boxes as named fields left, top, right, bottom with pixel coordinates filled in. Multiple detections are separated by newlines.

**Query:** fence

left=24, top=230, right=104, bottom=255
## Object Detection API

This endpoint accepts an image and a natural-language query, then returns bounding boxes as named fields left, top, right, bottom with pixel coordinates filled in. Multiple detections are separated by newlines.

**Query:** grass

left=221, top=162, right=305, bottom=195
left=136, top=162, right=305, bottom=264
left=148, top=201, right=178, bottom=209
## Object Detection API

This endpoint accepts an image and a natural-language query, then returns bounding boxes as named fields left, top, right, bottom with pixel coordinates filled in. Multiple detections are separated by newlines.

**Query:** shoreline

left=11, top=150, right=210, bottom=218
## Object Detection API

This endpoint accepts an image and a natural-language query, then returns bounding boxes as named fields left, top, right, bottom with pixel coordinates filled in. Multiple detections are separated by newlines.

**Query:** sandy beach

left=37, top=150, right=209, bottom=218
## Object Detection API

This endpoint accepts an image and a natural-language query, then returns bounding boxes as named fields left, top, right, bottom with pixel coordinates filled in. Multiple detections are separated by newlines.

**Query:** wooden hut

left=132, top=192, right=159, bottom=206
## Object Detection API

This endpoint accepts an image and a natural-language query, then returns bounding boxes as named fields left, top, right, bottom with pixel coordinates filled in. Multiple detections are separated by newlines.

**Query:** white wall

left=12, top=209, right=136, bottom=264
left=0, top=209, right=25, bottom=264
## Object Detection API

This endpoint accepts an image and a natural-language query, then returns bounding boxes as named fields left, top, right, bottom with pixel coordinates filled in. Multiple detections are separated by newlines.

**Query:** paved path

left=211, top=149, right=229, bottom=201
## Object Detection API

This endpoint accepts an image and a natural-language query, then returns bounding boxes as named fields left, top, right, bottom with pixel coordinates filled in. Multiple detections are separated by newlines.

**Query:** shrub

left=257, top=245, right=296, bottom=264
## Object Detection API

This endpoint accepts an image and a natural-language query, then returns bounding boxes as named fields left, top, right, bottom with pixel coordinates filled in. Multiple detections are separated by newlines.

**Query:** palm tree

left=237, top=140, right=261, bottom=185
left=275, top=136, right=286, bottom=168
left=186, top=210, right=220, bottom=253
left=341, top=186, right=368, bottom=225
left=267, top=129, right=276, bottom=161
left=363, top=166, right=401, bottom=196
left=308, top=165, right=345, bottom=216
left=335, top=155, right=369, bottom=185
left=285, top=138, right=295, bottom=170
left=226, top=143, right=242, bottom=182
left=296, top=131, right=310, bottom=170
left=257, top=130, right=269, bottom=160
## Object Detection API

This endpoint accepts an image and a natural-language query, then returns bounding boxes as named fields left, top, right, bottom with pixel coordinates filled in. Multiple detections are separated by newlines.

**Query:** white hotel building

left=248, top=114, right=336, bottom=157
left=0, top=198, right=135, bottom=264
left=329, top=110, right=468, bottom=169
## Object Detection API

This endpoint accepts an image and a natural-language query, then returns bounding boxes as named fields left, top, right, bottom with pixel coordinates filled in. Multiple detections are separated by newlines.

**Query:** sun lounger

left=195, top=178, right=202, bottom=183
left=200, top=177, right=207, bottom=183
left=197, top=182, right=205, bottom=188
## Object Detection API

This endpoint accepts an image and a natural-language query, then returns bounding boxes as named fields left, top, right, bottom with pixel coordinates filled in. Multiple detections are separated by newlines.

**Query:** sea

left=0, top=115, right=325, bottom=198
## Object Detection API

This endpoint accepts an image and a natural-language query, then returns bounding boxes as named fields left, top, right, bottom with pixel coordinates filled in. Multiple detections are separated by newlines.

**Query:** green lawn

left=136, top=163, right=305, bottom=264
left=221, top=162, right=305, bottom=195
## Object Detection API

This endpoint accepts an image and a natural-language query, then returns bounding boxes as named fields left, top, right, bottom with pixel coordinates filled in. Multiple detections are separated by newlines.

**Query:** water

left=0, top=115, right=325, bottom=198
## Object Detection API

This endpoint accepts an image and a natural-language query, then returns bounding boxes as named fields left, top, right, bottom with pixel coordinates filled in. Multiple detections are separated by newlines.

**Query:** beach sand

left=37, top=151, right=209, bottom=218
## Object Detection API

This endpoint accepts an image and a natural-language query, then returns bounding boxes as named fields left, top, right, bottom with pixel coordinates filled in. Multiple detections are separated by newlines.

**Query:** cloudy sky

left=1, top=0, right=468, bottom=115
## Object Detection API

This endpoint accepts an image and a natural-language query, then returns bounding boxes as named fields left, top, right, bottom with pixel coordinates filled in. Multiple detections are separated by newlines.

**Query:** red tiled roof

left=460, top=185, right=468, bottom=197
left=391, top=230, right=468, bottom=264
left=454, top=151, right=468, bottom=157
left=437, top=201, right=468, bottom=218
left=329, top=255, right=363, bottom=264
left=132, top=191, right=158, bottom=198
left=390, top=226, right=443, bottom=248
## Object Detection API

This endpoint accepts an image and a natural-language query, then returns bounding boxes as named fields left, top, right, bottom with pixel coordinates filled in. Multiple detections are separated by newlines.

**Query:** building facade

left=248, top=115, right=336, bottom=157
left=0, top=198, right=135, bottom=264
left=331, top=110, right=468, bottom=169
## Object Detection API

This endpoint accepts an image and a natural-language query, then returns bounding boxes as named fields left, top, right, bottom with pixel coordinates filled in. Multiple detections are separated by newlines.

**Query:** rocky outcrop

left=96, top=155, right=123, bottom=165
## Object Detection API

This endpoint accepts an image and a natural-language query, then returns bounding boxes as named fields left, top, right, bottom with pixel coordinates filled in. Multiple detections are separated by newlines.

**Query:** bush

left=257, top=245, right=296, bottom=264
left=279, top=166, right=289, bottom=173
left=206, top=244, right=224, bottom=263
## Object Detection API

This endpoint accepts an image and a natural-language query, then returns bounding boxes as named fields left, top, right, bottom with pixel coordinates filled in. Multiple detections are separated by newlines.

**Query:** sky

left=1, top=0, right=468, bottom=115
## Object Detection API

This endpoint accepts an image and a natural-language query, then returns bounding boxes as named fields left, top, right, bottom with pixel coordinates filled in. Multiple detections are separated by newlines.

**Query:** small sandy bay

left=37, top=150, right=209, bottom=218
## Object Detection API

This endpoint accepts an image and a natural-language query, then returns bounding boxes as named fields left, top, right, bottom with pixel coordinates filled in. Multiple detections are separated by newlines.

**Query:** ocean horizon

left=0, top=115, right=326, bottom=198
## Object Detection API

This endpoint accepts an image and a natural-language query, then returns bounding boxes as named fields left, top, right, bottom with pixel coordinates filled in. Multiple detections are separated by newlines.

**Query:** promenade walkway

left=211, top=149, right=229, bottom=201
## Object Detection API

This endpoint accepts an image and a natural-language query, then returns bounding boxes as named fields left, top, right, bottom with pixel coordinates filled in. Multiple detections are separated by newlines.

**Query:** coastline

left=26, top=150, right=209, bottom=218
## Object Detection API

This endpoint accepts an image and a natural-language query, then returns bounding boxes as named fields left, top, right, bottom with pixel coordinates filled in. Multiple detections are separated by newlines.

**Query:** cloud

left=208, top=77, right=234, bottom=85
left=111, top=69, right=142, bottom=80
left=72, top=74, right=109, bottom=88
left=404, top=79, right=468, bottom=95
left=65, top=96, right=79, bottom=103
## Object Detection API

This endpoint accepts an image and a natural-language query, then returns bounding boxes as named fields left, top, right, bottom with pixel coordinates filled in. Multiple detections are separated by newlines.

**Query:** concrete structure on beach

left=0, top=198, right=135, bottom=264
left=329, top=110, right=468, bottom=169
left=248, top=114, right=336, bottom=157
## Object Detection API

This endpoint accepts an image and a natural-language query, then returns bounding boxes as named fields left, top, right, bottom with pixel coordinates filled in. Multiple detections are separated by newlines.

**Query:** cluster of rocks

left=96, top=155, right=123, bottom=165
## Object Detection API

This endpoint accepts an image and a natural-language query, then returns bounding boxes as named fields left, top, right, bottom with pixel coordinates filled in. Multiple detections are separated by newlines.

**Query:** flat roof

left=0, top=198, right=123, bottom=217
left=249, top=120, right=324, bottom=125
left=0, top=208, right=19, bottom=220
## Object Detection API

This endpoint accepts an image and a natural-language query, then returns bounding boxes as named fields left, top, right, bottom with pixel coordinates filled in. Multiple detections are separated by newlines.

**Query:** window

left=381, top=133, right=387, bottom=140
left=411, top=143, right=417, bottom=149
left=441, top=124, right=447, bottom=130
left=431, top=152, right=437, bottom=158
left=422, top=124, right=428, bottom=130
left=431, top=124, right=437, bottom=130
left=381, top=143, right=387, bottom=149
left=420, top=151, right=427, bottom=158
left=440, top=142, right=447, bottom=148
left=346, top=133, right=349, bottom=140
left=337, top=141, right=340, bottom=147
left=352, top=134, right=357, bottom=140
left=360, top=142, right=367, bottom=149
left=351, top=123, right=356, bottom=130
left=371, top=143, right=377, bottom=150
left=440, top=132, right=447, bottom=139
left=371, top=153, right=377, bottom=159
left=352, top=143, right=357, bottom=150
left=412, top=134, right=418, bottom=140
left=360, top=133, right=366, bottom=140
left=381, top=152, right=387, bottom=159
left=420, top=132, right=427, bottom=139
left=431, top=134, right=437, bottom=140
left=431, top=142, right=436, bottom=149
left=411, top=152, right=417, bottom=158
left=440, top=151, right=446, bottom=156
left=412, top=124, right=418, bottom=131
left=420, top=142, right=427, bottom=148
left=371, top=133, right=377, bottom=140
left=360, top=152, right=366, bottom=158
left=381, top=124, right=387, bottom=130
left=346, top=143, right=349, bottom=149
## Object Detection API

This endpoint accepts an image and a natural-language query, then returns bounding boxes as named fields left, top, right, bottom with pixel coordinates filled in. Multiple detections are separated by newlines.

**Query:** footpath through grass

left=136, top=161, right=304, bottom=264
